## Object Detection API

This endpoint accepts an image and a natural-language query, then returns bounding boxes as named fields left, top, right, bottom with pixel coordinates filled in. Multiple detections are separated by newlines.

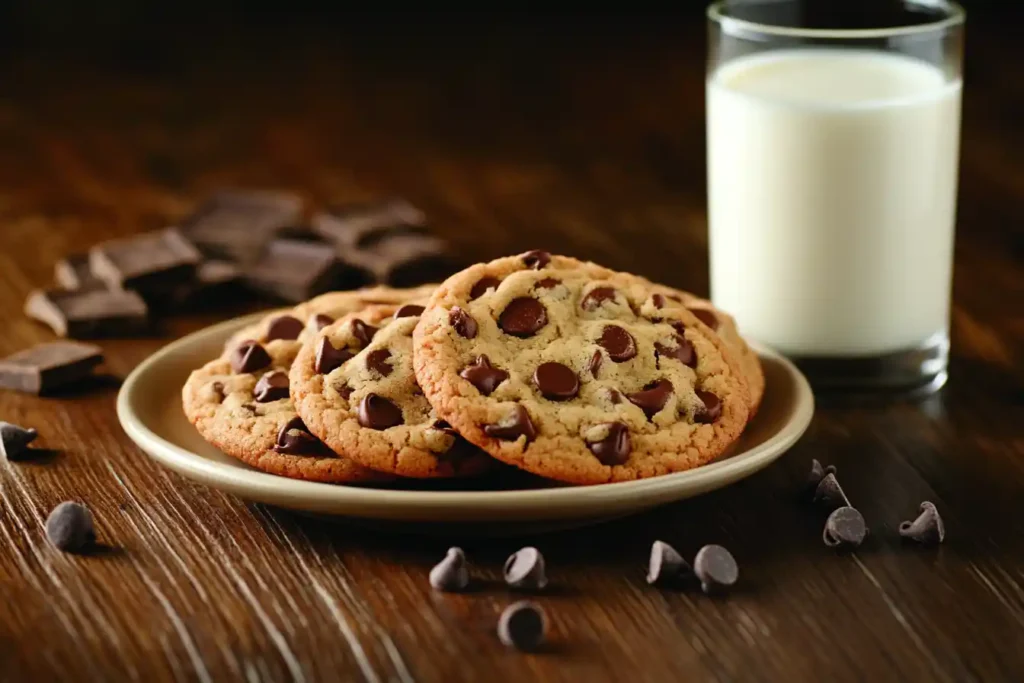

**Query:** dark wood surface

left=2, top=11, right=1023, bottom=683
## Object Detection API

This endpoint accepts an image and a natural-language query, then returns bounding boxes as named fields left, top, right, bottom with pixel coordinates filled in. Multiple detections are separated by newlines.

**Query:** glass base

left=787, top=332, right=949, bottom=398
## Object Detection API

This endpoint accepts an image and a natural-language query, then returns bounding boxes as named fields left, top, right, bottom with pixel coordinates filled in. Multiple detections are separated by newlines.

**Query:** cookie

left=183, top=338, right=386, bottom=484
left=412, top=252, right=751, bottom=485
left=291, top=303, right=492, bottom=478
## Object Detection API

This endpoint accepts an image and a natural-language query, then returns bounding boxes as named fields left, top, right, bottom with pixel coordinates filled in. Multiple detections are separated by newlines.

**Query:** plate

left=117, top=312, right=814, bottom=531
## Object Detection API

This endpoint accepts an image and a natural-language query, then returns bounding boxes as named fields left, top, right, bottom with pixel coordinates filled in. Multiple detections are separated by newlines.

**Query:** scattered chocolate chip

left=534, top=277, right=560, bottom=290
left=449, top=306, right=478, bottom=339
left=693, top=544, right=738, bottom=595
left=253, top=371, right=290, bottom=402
left=504, top=547, right=548, bottom=590
left=655, top=335, right=696, bottom=368
left=0, top=341, right=104, bottom=395
left=690, top=308, right=720, bottom=330
left=460, top=355, right=509, bottom=395
left=274, top=417, right=324, bottom=455
left=25, top=288, right=149, bottom=339
left=899, top=501, right=945, bottom=545
left=365, top=349, right=394, bottom=377
left=694, top=390, right=722, bottom=424
left=350, top=319, right=378, bottom=347
left=89, top=228, right=201, bottom=299
left=587, top=349, right=603, bottom=377
left=394, top=304, right=425, bottom=318
left=823, top=506, right=868, bottom=549
left=585, top=422, right=631, bottom=465
left=312, top=314, right=334, bottom=331
left=647, top=540, right=691, bottom=585
left=598, top=325, right=637, bottom=362
left=45, top=501, right=96, bottom=553
left=314, top=338, right=354, bottom=374
left=580, top=286, right=618, bottom=312
left=805, top=459, right=837, bottom=499
left=266, top=315, right=305, bottom=341
left=626, top=380, right=673, bottom=419
left=499, top=297, right=548, bottom=338
left=470, top=276, right=501, bottom=300
left=533, top=362, right=579, bottom=401
left=484, top=405, right=537, bottom=442
left=358, top=393, right=404, bottom=430
left=0, top=422, right=38, bottom=461
left=498, top=601, right=547, bottom=651
left=813, top=473, right=851, bottom=512
left=231, top=340, right=272, bottom=374
left=429, top=547, right=470, bottom=592
left=521, top=250, right=551, bottom=270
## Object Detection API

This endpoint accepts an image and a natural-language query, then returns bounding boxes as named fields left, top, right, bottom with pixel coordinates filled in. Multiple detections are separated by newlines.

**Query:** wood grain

left=1, top=10, right=1023, bottom=683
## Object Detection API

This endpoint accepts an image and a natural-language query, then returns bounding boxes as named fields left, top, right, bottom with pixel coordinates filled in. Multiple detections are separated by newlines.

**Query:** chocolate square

left=89, top=228, right=201, bottom=298
left=0, top=342, right=104, bottom=395
left=24, top=288, right=148, bottom=338
left=180, top=189, right=304, bottom=263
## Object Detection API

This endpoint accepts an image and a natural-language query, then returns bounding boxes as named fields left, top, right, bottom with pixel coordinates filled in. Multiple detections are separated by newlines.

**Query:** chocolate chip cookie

left=183, top=338, right=386, bottom=484
left=291, top=303, right=493, bottom=478
left=412, top=252, right=751, bottom=485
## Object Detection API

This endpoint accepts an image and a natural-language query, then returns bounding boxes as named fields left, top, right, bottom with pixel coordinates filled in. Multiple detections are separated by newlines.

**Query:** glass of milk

left=706, top=0, right=965, bottom=393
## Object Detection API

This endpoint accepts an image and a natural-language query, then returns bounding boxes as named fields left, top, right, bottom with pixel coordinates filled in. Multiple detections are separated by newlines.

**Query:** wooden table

left=2, top=11, right=1022, bottom=682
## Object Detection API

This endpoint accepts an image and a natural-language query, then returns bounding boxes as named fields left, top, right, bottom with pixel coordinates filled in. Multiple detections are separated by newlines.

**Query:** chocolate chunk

left=598, top=325, right=637, bottom=362
left=266, top=315, right=305, bottom=341
left=253, top=371, right=290, bottom=402
left=0, top=422, right=39, bottom=461
left=534, top=277, right=560, bottom=290
left=655, top=335, right=696, bottom=368
left=180, top=190, right=303, bottom=263
left=449, top=307, right=478, bottom=339
left=429, top=547, right=470, bottom=592
left=651, top=293, right=667, bottom=309
left=273, top=416, right=325, bottom=455
left=497, top=601, right=547, bottom=651
left=45, top=501, right=96, bottom=553
left=89, top=228, right=201, bottom=298
left=521, top=250, right=551, bottom=270
left=823, top=506, right=867, bottom=549
left=312, top=314, right=334, bottom=331
left=533, top=362, right=579, bottom=401
left=231, top=340, right=272, bottom=374
left=0, top=342, right=103, bottom=395
left=366, top=349, right=394, bottom=377
left=484, top=405, right=537, bottom=442
left=24, top=287, right=148, bottom=339
left=312, top=199, right=428, bottom=248
left=394, top=304, right=425, bottom=318
left=606, top=388, right=624, bottom=404
left=693, top=544, right=738, bottom=595
left=504, top=547, right=548, bottom=590
left=460, top=355, right=509, bottom=395
left=805, top=459, right=837, bottom=499
left=470, top=276, right=501, bottom=300
left=587, top=349, right=603, bottom=378
left=315, top=338, right=354, bottom=375
left=670, top=321, right=687, bottom=336
left=899, top=501, right=945, bottom=545
left=694, top=390, right=722, bottom=424
left=499, top=297, right=548, bottom=338
left=626, top=380, right=673, bottom=419
left=350, top=319, right=378, bottom=347
left=336, top=383, right=354, bottom=400
left=646, top=540, right=691, bottom=585
left=210, top=382, right=226, bottom=402
left=585, top=422, right=631, bottom=465
left=243, top=238, right=348, bottom=303
left=580, top=286, right=618, bottom=311
left=358, top=393, right=404, bottom=429
left=690, top=308, right=720, bottom=330
left=54, top=254, right=104, bottom=290
left=813, top=473, right=851, bottom=512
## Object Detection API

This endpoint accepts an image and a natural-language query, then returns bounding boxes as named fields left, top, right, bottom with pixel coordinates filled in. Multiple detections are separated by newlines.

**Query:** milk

left=707, top=49, right=962, bottom=357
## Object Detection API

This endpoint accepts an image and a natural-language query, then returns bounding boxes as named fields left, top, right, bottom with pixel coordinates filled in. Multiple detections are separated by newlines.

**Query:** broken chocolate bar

left=243, top=238, right=358, bottom=303
left=0, top=342, right=104, bottom=394
left=24, top=287, right=148, bottom=338
left=179, top=189, right=303, bottom=263
left=89, top=228, right=201, bottom=298
left=54, top=255, right=104, bottom=290
left=312, top=199, right=427, bottom=248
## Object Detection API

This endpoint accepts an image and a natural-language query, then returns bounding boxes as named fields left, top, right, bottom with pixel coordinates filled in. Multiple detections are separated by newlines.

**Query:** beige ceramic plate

left=117, top=312, right=813, bottom=529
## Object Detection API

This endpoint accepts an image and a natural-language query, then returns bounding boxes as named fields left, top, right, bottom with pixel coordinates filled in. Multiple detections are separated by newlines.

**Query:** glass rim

left=707, top=1, right=965, bottom=40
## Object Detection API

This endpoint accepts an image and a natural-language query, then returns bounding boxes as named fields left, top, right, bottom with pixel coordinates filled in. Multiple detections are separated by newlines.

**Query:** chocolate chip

left=0, top=422, right=38, bottom=461
left=484, top=405, right=536, bottom=442
left=534, top=277, right=560, bottom=290
left=694, top=390, right=722, bottom=424
left=274, top=416, right=324, bottom=455
left=606, top=388, right=624, bottom=404
left=358, top=393, right=404, bottom=429
left=693, top=544, right=738, bottom=595
left=266, top=315, right=305, bottom=341
left=823, top=506, right=867, bottom=549
left=805, top=459, right=837, bottom=499
left=351, top=319, right=378, bottom=347
left=312, top=314, right=334, bottom=331
left=45, top=501, right=96, bottom=553
left=504, top=547, right=548, bottom=590
left=646, top=540, right=691, bottom=585
left=211, top=382, right=225, bottom=401
left=366, top=349, right=394, bottom=377
left=314, top=338, right=354, bottom=374
left=899, top=501, right=945, bottom=545
left=253, top=371, right=290, bottom=402
left=499, top=297, right=548, bottom=338
left=460, top=355, right=509, bottom=395
left=580, top=286, right=618, bottom=312
left=690, top=308, right=720, bottom=330
left=449, top=306, right=478, bottom=339
left=533, top=362, right=579, bottom=401
left=470, top=276, right=501, bottom=300
left=336, top=384, right=354, bottom=400
left=813, top=473, right=851, bottom=512
left=655, top=335, right=696, bottom=368
left=587, top=349, right=603, bottom=378
left=652, top=293, right=667, bottom=308
left=521, top=250, right=551, bottom=270
left=497, top=601, right=547, bottom=651
left=394, top=304, right=425, bottom=318
left=626, top=380, right=673, bottom=419
left=429, top=547, right=470, bottom=592
left=231, top=340, right=272, bottom=374
left=598, top=325, right=637, bottom=362
left=585, top=422, right=631, bottom=465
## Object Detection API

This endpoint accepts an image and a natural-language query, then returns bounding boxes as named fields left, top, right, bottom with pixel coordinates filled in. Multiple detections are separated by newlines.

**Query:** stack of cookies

left=182, top=251, right=765, bottom=486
